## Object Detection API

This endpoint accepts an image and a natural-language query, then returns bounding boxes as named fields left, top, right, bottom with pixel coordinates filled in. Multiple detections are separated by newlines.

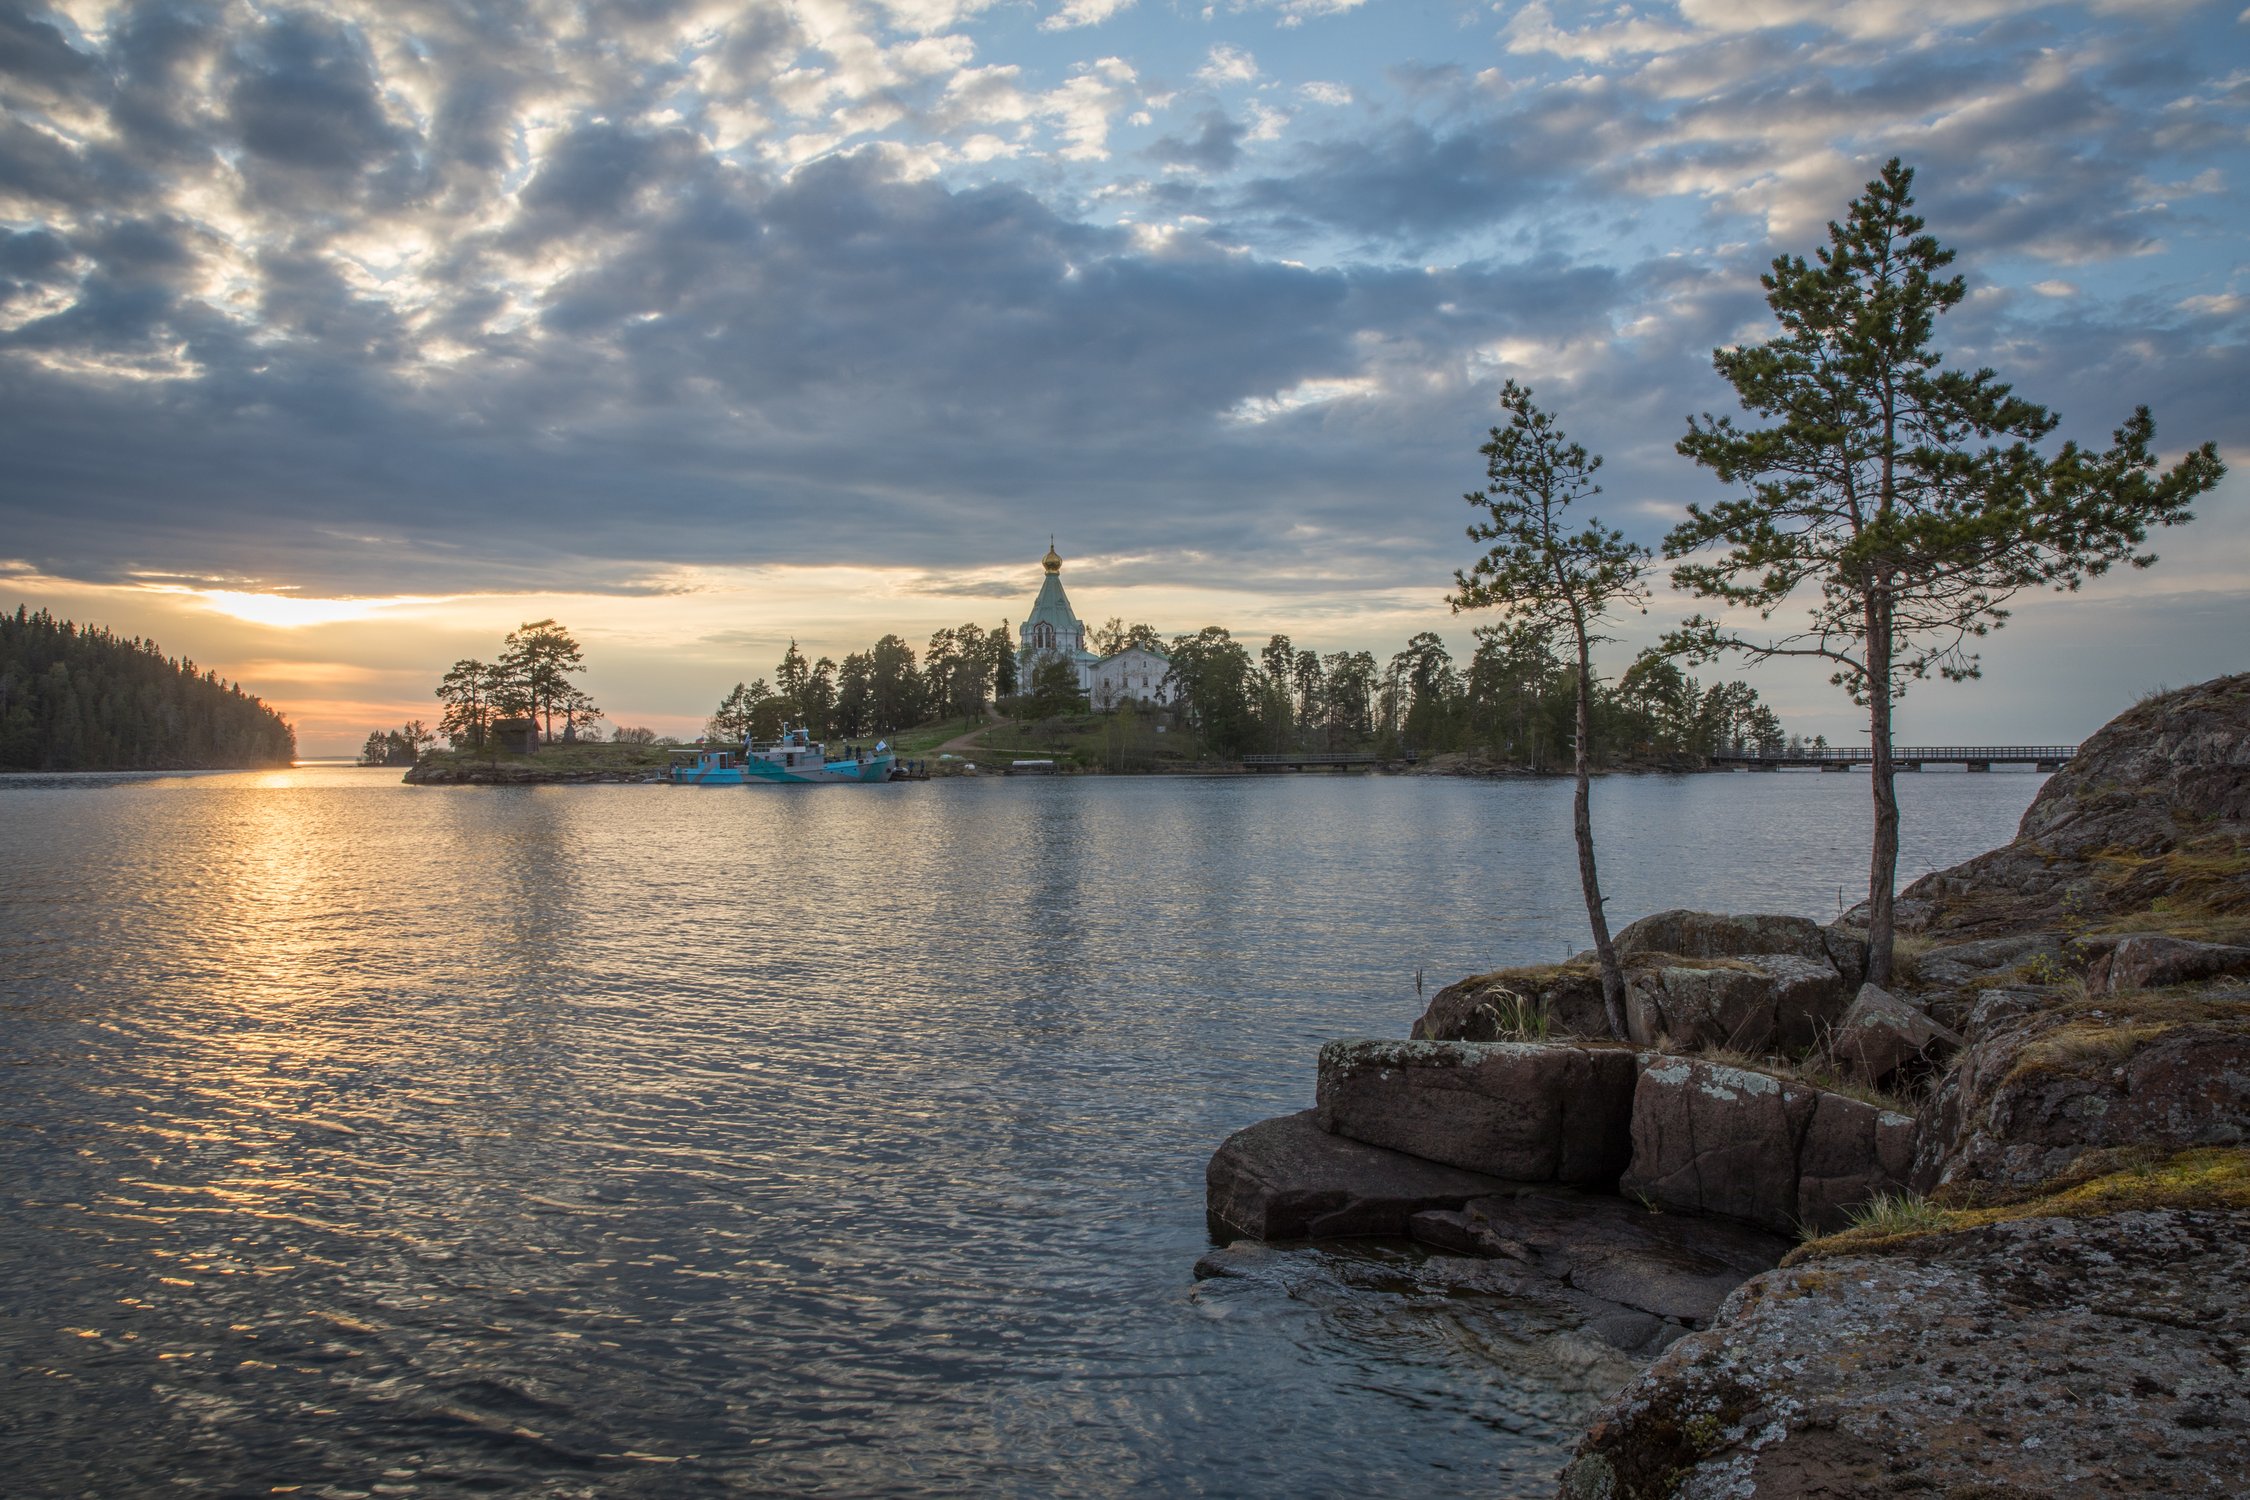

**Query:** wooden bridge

left=1712, top=744, right=2077, bottom=772
left=1242, top=751, right=1417, bottom=772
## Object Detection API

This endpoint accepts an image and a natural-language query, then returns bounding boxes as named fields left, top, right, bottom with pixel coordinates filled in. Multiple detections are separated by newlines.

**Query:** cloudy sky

left=3, top=0, right=2244, bottom=754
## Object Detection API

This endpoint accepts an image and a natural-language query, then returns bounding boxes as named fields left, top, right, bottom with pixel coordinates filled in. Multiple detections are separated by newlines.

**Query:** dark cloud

left=226, top=10, right=416, bottom=188
left=0, top=0, right=2239, bottom=611
left=0, top=1, right=94, bottom=88
left=1148, top=110, right=1246, bottom=172
left=0, top=224, right=69, bottom=277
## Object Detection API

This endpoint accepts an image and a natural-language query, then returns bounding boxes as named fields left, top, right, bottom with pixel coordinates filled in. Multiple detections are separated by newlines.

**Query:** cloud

left=1039, top=0, right=1135, bottom=31
left=0, top=0, right=2239, bottom=681
left=1195, top=44, right=1259, bottom=88
left=1149, top=110, right=1247, bottom=172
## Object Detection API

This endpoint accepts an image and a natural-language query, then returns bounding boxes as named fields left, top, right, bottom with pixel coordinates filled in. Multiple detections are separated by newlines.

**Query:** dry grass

left=1474, top=989, right=1554, bottom=1042
left=2080, top=836, right=2250, bottom=943
left=1785, top=1147, right=2250, bottom=1264
left=2000, top=989, right=2250, bottom=1087
left=1887, top=933, right=1937, bottom=988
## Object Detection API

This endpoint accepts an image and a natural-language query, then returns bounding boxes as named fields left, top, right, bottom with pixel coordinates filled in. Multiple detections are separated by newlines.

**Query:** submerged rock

left=1315, top=1039, right=1638, bottom=1184
left=1560, top=1207, right=2250, bottom=1498
left=1204, top=1109, right=1526, bottom=1241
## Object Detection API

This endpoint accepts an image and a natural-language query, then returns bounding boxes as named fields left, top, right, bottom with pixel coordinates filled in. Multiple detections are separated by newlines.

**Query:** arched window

left=1032, top=622, right=1055, bottom=650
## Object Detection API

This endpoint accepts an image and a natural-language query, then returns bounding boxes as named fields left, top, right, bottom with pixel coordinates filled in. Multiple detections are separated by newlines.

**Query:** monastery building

left=1016, top=543, right=1170, bottom=710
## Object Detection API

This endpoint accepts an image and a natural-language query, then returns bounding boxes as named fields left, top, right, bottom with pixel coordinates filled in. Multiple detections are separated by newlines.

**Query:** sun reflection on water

left=0, top=767, right=2046, bottom=1496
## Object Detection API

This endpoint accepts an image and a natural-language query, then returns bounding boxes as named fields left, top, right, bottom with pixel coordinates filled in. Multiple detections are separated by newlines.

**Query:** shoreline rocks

left=1560, top=1206, right=2250, bottom=1498
left=1618, top=1056, right=1914, bottom=1236
left=403, top=763, right=665, bottom=784
left=1315, top=1040, right=1639, bottom=1183
left=1203, top=673, right=2250, bottom=1496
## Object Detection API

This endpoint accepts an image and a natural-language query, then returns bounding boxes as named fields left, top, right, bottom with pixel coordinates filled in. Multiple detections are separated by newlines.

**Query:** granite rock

left=1618, top=1056, right=1915, bottom=1235
left=1832, top=981, right=1963, bottom=1088
left=1204, top=1109, right=1524, bottom=1241
left=1315, top=1039, right=1639, bottom=1183
left=1560, top=1208, right=2250, bottom=1499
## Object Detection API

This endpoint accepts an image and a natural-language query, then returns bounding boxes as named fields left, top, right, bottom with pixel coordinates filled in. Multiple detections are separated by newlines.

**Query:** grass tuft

left=1475, top=989, right=1553, bottom=1041
left=1784, top=1146, right=2250, bottom=1265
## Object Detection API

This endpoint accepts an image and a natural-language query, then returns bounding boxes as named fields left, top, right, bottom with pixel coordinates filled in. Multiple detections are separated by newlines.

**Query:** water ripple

left=0, top=766, right=2041, bottom=1496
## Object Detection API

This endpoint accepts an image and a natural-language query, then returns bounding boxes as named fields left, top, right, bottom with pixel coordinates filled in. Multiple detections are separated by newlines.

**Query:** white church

left=1016, top=542, right=1170, bottom=710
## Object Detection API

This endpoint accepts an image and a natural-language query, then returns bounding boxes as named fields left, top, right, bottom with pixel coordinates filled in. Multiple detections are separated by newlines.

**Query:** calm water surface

left=0, top=768, right=2043, bottom=1497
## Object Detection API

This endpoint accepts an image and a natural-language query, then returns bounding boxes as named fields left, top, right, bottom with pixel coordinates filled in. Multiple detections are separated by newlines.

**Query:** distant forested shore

left=0, top=607, right=297, bottom=771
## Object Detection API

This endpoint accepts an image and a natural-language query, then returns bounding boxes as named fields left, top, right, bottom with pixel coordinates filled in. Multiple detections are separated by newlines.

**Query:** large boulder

left=1613, top=909, right=1860, bottom=980
left=1315, top=1039, right=1638, bottom=1183
left=1913, top=992, right=2250, bottom=1196
left=1831, top=981, right=1963, bottom=1088
left=1618, top=1057, right=1915, bottom=1235
left=1204, top=1110, right=1523, bottom=1241
left=1411, top=962, right=1612, bottom=1042
left=1900, top=673, right=2250, bottom=937
left=1621, top=954, right=1850, bottom=1054
left=1560, top=1207, right=2250, bottom=1499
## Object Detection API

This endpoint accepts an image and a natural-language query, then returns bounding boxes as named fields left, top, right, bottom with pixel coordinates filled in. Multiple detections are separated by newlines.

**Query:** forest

left=703, top=618, right=1791, bottom=767
left=0, top=607, right=297, bottom=771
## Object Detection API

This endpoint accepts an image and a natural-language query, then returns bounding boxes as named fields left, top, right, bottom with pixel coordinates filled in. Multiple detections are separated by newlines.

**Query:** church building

left=1016, top=543, right=1169, bottom=708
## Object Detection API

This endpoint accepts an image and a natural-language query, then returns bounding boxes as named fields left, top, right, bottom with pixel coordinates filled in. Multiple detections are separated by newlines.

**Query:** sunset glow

left=1, top=1, right=2242, bottom=755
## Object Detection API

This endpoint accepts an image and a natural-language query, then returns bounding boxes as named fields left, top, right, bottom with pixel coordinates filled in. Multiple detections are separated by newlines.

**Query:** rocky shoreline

left=1201, top=673, right=2250, bottom=1495
left=402, top=762, right=665, bottom=784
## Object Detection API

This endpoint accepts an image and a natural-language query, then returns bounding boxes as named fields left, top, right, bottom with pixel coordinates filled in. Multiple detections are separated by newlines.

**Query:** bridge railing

left=1242, top=752, right=1384, bottom=765
left=1712, top=745, right=2077, bottom=762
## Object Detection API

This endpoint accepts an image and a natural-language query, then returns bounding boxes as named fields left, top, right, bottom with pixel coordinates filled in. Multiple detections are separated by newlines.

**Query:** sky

left=2, top=0, right=2245, bottom=756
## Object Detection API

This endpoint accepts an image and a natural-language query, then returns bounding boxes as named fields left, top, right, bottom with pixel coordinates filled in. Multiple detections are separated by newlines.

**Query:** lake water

left=0, top=767, right=2043, bottom=1497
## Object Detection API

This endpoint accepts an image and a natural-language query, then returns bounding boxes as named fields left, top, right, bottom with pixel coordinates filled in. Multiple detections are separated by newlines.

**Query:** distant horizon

left=5, top=2, right=2242, bottom=756
left=6, top=570, right=2234, bottom=760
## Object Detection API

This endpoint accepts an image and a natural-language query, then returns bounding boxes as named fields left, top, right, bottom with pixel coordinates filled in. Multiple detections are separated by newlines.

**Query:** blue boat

left=669, top=727, right=896, bottom=785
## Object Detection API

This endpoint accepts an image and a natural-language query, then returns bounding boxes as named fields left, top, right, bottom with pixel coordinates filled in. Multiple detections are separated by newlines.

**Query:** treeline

left=708, top=623, right=1017, bottom=742
left=422, top=619, right=604, bottom=752
left=0, top=606, right=297, bottom=770
left=699, top=614, right=1784, bottom=765
left=1156, top=622, right=1783, bottom=762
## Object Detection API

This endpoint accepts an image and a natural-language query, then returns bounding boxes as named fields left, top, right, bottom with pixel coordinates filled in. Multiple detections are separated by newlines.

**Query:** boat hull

left=670, top=754, right=895, bottom=786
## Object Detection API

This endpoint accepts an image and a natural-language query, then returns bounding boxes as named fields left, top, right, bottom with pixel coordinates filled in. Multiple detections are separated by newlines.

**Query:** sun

left=171, top=589, right=441, bottom=629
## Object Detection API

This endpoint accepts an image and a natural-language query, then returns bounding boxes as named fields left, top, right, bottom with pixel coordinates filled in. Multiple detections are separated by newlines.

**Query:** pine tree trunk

left=1573, top=623, right=1627, bottom=1040
left=1865, top=593, right=1899, bottom=987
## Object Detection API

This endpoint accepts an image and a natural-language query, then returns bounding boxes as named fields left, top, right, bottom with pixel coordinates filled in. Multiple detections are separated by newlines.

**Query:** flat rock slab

left=1410, top=1190, right=1789, bottom=1326
left=1315, top=1038, right=1638, bottom=1183
left=1205, top=1109, right=1529, bottom=1241
left=1562, top=1208, right=2250, bottom=1498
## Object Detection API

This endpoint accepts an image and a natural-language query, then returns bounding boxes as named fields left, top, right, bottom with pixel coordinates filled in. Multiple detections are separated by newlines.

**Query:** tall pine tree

left=1664, top=160, right=2223, bottom=984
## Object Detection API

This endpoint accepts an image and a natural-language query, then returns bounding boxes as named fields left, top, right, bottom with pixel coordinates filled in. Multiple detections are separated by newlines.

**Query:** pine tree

left=1450, top=381, right=1650, bottom=1040
left=1665, top=160, right=2223, bottom=984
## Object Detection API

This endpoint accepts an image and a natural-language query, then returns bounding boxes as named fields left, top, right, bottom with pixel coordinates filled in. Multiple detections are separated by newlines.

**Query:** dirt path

left=932, top=706, right=1006, bottom=759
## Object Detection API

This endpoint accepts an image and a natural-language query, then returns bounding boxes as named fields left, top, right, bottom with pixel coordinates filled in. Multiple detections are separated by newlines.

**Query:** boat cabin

left=673, top=747, right=740, bottom=774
